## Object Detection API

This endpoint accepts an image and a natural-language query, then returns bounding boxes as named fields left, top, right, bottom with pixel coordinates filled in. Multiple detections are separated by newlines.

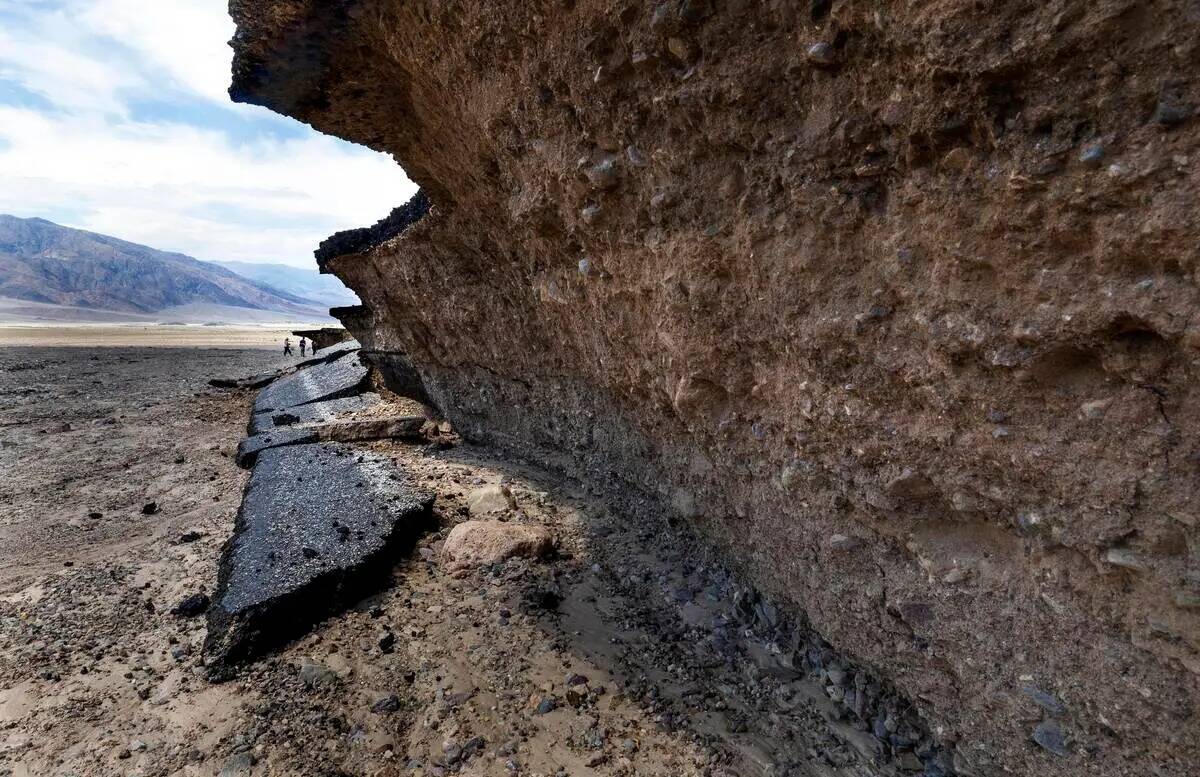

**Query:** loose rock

left=442, top=520, right=553, bottom=570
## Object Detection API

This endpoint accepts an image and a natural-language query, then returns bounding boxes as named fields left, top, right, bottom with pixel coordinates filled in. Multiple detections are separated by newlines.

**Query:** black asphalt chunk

left=312, top=340, right=360, bottom=361
left=235, top=428, right=319, bottom=469
left=209, top=369, right=290, bottom=390
left=204, top=443, right=434, bottom=678
left=247, top=392, right=381, bottom=435
left=252, top=351, right=368, bottom=414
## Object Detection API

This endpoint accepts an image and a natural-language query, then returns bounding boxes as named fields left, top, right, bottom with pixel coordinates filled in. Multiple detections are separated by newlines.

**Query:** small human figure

left=299, top=338, right=307, bottom=357
left=283, top=337, right=293, bottom=356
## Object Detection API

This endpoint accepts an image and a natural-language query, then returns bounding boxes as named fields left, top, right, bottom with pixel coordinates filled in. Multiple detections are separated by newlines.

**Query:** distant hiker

left=283, top=337, right=293, bottom=356
left=299, top=338, right=307, bottom=357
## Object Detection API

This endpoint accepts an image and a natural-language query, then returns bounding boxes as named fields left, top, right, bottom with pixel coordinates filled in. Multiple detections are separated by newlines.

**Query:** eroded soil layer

left=228, top=2, right=1200, bottom=775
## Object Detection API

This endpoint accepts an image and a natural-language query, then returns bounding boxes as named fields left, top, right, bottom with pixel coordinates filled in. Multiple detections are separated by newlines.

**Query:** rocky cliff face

left=228, top=1, right=1199, bottom=773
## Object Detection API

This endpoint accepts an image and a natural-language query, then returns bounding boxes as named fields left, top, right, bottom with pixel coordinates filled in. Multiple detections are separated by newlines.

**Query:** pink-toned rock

left=441, top=521, right=553, bottom=570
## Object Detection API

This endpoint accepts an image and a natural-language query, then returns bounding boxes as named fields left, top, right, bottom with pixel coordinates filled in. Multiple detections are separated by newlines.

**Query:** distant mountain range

left=214, top=260, right=358, bottom=308
left=0, top=215, right=344, bottom=324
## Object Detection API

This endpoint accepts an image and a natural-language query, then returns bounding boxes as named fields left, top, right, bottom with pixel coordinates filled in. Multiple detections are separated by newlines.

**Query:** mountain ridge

left=0, top=215, right=333, bottom=323
left=214, top=259, right=358, bottom=308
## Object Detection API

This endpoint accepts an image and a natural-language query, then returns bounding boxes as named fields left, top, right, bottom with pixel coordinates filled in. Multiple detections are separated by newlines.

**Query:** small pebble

left=1032, top=719, right=1069, bottom=757
left=806, top=42, right=836, bottom=66
left=372, top=694, right=401, bottom=714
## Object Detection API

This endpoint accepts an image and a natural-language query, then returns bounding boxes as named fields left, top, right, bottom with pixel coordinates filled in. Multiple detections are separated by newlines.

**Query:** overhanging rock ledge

left=228, top=2, right=1200, bottom=775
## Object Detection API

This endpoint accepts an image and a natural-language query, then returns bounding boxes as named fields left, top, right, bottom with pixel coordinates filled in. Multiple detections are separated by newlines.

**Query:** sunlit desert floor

left=0, top=346, right=877, bottom=777
left=0, top=325, right=299, bottom=349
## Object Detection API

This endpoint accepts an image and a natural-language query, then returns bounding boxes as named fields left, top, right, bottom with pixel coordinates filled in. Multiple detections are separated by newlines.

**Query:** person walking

left=283, top=337, right=293, bottom=356
left=299, top=338, right=307, bottom=357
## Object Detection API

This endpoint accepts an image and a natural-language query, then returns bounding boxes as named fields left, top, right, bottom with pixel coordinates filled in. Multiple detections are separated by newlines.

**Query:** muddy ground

left=0, top=347, right=910, bottom=777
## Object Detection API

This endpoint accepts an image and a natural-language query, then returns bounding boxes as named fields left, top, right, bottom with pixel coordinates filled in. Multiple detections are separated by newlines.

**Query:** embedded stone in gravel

left=298, top=658, right=337, bottom=689
left=235, top=427, right=319, bottom=469
left=1032, top=719, right=1070, bottom=757
left=252, top=350, right=368, bottom=414
left=442, top=520, right=553, bottom=570
left=248, top=392, right=381, bottom=435
left=171, top=593, right=210, bottom=617
left=371, top=694, right=401, bottom=713
left=466, top=484, right=516, bottom=515
left=204, top=443, right=434, bottom=678
left=1022, top=686, right=1066, bottom=716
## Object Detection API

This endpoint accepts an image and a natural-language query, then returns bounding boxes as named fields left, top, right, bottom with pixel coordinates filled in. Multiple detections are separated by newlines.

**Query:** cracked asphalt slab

left=252, top=350, right=368, bottom=414
left=206, top=442, right=434, bottom=677
left=248, top=393, right=381, bottom=435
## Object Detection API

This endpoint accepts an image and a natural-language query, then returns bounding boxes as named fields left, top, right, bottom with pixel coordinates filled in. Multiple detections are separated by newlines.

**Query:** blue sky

left=0, top=0, right=416, bottom=267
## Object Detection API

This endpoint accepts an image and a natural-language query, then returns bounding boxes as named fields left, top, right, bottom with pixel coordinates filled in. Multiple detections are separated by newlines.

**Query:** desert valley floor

left=0, top=344, right=891, bottom=777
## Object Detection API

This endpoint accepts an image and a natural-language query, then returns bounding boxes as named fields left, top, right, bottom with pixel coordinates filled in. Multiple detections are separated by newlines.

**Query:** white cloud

left=0, top=0, right=416, bottom=267
left=0, top=106, right=416, bottom=264
left=0, top=14, right=143, bottom=116
left=77, top=0, right=241, bottom=105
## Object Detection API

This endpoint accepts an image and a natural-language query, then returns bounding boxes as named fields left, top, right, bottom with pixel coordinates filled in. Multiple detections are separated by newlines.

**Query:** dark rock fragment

left=371, top=694, right=401, bottom=713
left=1152, top=81, right=1192, bottom=128
left=172, top=593, right=210, bottom=617
left=1032, top=719, right=1070, bottom=757
left=1022, top=685, right=1066, bottom=716
left=141, top=502, right=159, bottom=515
left=526, top=586, right=563, bottom=612
left=461, top=736, right=486, bottom=759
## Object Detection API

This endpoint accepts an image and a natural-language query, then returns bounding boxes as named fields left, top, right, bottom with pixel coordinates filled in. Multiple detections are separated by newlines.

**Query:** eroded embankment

left=228, top=2, right=1200, bottom=775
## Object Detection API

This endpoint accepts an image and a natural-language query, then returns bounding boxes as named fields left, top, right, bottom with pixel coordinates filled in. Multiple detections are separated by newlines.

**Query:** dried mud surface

left=228, top=1, right=1200, bottom=775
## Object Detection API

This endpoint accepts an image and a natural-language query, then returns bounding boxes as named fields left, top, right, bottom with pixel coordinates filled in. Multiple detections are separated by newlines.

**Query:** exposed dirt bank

left=229, top=2, right=1200, bottom=774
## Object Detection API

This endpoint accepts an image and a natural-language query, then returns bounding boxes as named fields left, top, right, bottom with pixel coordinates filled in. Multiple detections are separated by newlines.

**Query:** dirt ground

left=0, top=346, right=892, bottom=777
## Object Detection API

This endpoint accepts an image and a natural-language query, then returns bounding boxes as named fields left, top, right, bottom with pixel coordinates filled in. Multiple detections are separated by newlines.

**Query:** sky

left=0, top=0, right=416, bottom=268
